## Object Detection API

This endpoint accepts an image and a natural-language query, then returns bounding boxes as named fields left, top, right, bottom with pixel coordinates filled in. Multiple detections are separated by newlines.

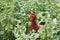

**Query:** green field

left=0, top=0, right=60, bottom=40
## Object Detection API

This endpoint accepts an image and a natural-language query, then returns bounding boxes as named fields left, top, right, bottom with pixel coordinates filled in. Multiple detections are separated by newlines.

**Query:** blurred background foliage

left=0, top=0, right=60, bottom=40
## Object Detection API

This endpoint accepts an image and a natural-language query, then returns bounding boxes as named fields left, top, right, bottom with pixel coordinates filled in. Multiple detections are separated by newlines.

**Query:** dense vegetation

left=0, top=0, right=60, bottom=40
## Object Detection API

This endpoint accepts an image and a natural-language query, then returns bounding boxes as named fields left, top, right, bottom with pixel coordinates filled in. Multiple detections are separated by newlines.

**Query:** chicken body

left=30, top=12, right=40, bottom=33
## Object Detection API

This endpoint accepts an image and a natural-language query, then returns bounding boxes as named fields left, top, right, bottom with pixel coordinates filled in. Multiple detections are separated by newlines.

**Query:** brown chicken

left=30, top=12, right=41, bottom=33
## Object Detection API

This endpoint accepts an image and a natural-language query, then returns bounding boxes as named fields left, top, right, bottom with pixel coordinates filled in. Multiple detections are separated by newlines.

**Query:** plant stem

left=44, top=25, right=47, bottom=40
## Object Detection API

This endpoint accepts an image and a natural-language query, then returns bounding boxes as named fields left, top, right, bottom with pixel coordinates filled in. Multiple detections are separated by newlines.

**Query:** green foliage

left=0, top=0, right=60, bottom=40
